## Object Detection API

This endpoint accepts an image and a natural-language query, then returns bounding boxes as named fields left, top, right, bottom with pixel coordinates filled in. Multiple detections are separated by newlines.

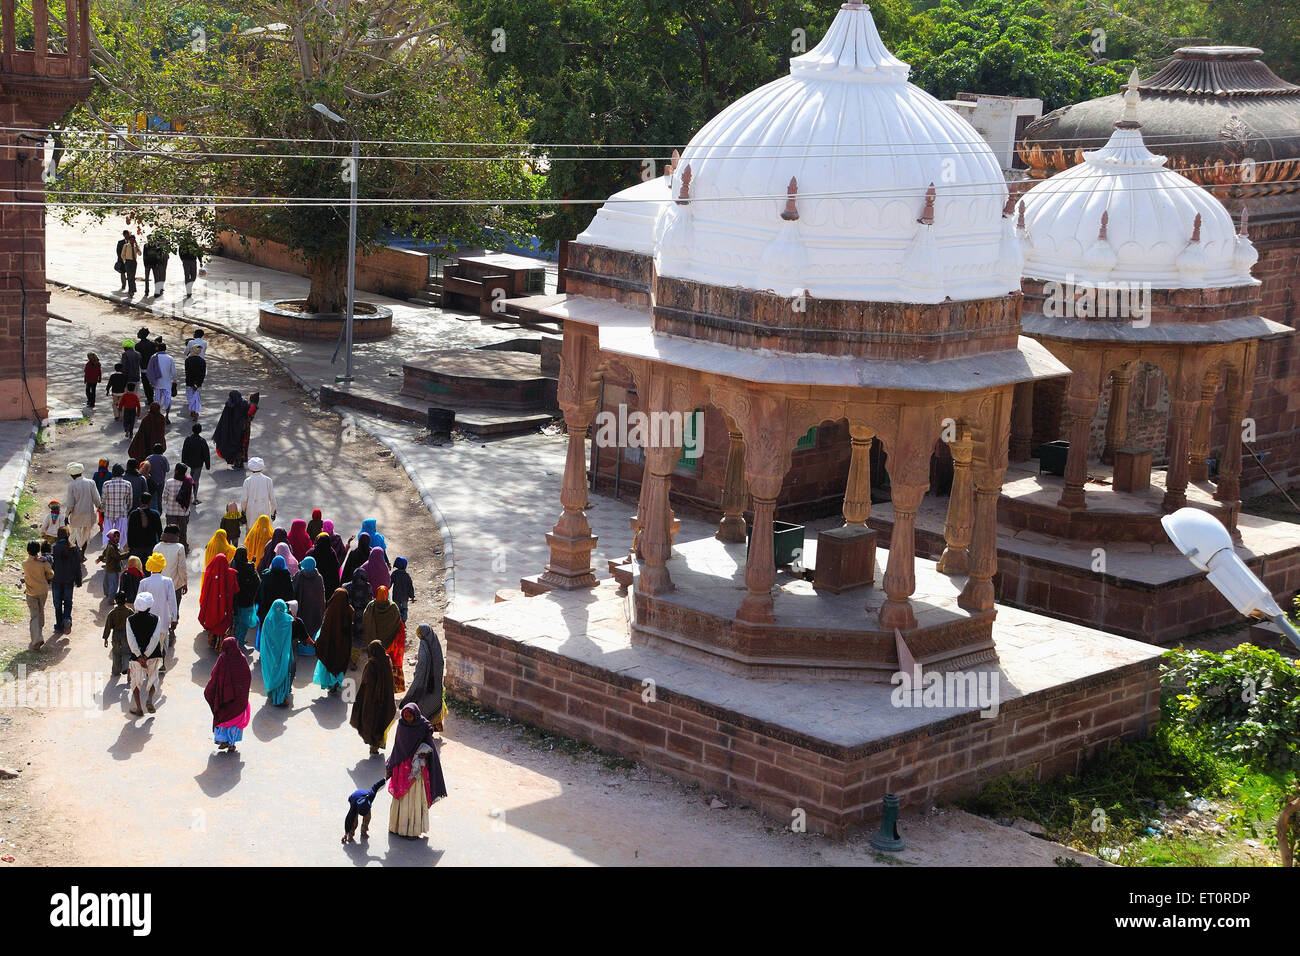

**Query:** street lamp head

left=312, top=102, right=345, bottom=124
left=1162, top=507, right=1283, bottom=620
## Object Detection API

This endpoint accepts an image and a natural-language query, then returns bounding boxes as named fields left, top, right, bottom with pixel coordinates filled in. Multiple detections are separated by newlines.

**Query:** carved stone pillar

left=737, top=474, right=782, bottom=624
left=880, top=482, right=926, bottom=630
left=715, top=429, right=748, bottom=543
left=541, top=405, right=599, bottom=589
left=1161, top=398, right=1197, bottom=513
left=1188, top=370, right=1221, bottom=482
left=1058, top=388, right=1098, bottom=511
left=1211, top=356, right=1253, bottom=509
left=958, top=474, right=1003, bottom=613
left=843, top=423, right=874, bottom=526
left=1009, top=382, right=1034, bottom=463
left=1100, top=366, right=1135, bottom=465
left=638, top=443, right=679, bottom=595
left=937, top=426, right=973, bottom=575
left=879, top=406, right=933, bottom=631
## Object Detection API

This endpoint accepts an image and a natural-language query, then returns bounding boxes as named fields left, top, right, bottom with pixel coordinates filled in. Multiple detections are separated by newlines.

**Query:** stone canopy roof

left=1018, top=47, right=1300, bottom=200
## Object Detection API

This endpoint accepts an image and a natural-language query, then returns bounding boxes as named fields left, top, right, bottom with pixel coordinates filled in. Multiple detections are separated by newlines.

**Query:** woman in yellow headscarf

left=200, top=528, right=237, bottom=600
left=244, top=514, right=273, bottom=567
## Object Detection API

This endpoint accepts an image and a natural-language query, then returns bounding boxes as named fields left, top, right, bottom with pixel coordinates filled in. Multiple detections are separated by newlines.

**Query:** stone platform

left=865, top=460, right=1300, bottom=643
left=402, top=348, right=558, bottom=411
left=998, top=460, right=1236, bottom=543
left=445, top=579, right=1163, bottom=837
left=627, top=536, right=995, bottom=680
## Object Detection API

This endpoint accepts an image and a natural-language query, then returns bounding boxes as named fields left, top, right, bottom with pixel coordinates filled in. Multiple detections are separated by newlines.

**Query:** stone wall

left=215, top=229, right=429, bottom=301
left=446, top=613, right=1161, bottom=837
left=0, top=114, right=50, bottom=420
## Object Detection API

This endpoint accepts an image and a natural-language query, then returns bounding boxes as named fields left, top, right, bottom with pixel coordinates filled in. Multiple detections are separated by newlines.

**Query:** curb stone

left=0, top=423, right=38, bottom=566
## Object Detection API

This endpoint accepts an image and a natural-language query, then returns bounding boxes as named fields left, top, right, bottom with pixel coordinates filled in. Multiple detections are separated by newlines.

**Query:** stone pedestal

left=813, top=526, right=876, bottom=594
left=1112, top=447, right=1153, bottom=493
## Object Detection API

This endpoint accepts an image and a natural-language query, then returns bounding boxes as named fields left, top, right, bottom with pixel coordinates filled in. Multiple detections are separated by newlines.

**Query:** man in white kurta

left=62, top=462, right=102, bottom=551
left=126, top=592, right=164, bottom=713
left=240, top=458, right=277, bottom=523
left=145, top=344, right=176, bottom=416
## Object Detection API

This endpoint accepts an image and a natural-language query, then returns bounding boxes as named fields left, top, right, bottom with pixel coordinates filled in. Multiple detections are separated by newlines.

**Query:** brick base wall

left=446, top=615, right=1161, bottom=837
left=873, top=517, right=1300, bottom=643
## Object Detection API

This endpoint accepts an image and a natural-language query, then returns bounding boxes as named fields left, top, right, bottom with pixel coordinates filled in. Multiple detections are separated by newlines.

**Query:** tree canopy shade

left=895, top=0, right=1133, bottom=110
left=56, top=0, right=536, bottom=313
left=453, top=0, right=917, bottom=246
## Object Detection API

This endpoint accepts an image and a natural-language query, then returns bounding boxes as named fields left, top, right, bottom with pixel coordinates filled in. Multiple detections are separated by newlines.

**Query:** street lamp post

left=313, top=102, right=357, bottom=384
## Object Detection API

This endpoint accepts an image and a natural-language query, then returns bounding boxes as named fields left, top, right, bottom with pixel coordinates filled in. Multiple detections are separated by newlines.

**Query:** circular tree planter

left=258, top=299, right=394, bottom=341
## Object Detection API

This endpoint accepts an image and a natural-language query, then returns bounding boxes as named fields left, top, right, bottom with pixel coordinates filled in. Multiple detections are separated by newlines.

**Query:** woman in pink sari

left=204, top=636, right=251, bottom=753
left=385, top=703, right=447, bottom=838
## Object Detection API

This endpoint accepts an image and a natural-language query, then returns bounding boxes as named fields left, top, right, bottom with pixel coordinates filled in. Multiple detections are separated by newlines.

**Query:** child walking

left=342, top=780, right=385, bottom=843
left=120, top=383, right=142, bottom=439
left=102, top=591, right=132, bottom=678
left=106, top=362, right=127, bottom=420
left=97, top=529, right=124, bottom=602
left=390, top=556, right=415, bottom=623
left=220, top=501, right=244, bottom=548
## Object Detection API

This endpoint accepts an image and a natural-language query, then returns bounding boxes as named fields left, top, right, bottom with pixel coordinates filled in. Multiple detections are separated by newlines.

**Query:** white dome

left=578, top=2, right=1021, bottom=304
left=575, top=175, right=669, bottom=257
left=1020, top=96, right=1258, bottom=289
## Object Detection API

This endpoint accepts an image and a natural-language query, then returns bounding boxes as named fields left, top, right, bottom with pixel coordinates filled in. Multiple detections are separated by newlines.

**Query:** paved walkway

left=46, top=214, right=632, bottom=613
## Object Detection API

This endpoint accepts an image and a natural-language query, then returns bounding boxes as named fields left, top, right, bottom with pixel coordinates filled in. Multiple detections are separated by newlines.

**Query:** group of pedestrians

left=22, top=296, right=449, bottom=842
left=114, top=230, right=205, bottom=300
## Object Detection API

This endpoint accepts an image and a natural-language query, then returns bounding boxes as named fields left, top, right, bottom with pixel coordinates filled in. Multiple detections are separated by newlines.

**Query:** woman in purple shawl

left=362, top=547, right=391, bottom=596
left=385, top=703, right=447, bottom=838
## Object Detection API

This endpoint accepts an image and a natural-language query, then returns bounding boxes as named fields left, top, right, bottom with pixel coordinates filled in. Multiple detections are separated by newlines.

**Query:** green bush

left=1162, top=645, right=1300, bottom=775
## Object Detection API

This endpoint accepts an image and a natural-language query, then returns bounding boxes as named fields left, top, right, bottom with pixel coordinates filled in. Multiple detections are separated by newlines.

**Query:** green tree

left=899, top=0, right=1134, bottom=110
left=58, top=0, right=535, bottom=313
left=454, top=0, right=915, bottom=245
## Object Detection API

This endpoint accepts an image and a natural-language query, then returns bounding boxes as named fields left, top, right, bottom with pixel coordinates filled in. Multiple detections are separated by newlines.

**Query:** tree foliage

left=896, top=0, right=1133, bottom=110
left=59, top=0, right=535, bottom=312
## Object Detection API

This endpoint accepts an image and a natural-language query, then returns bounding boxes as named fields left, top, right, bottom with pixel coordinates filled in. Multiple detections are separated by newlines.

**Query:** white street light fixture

left=1161, top=507, right=1300, bottom=648
left=312, top=102, right=357, bottom=384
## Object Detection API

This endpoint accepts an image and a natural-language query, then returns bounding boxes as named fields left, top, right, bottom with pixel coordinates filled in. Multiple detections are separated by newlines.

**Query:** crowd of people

left=18, top=316, right=448, bottom=842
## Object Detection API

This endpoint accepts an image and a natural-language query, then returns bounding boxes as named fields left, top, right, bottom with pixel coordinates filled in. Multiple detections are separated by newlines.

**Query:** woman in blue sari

left=357, top=518, right=388, bottom=558
left=259, top=598, right=295, bottom=706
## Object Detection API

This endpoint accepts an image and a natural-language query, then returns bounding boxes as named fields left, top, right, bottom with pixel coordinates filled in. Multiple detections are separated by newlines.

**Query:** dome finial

left=666, top=148, right=681, bottom=177
left=1238, top=204, right=1250, bottom=238
left=781, top=177, right=800, bottom=221
left=1118, top=67, right=1142, bottom=129
left=676, top=164, right=692, bottom=206
left=1098, top=210, right=1109, bottom=241
left=1016, top=200, right=1026, bottom=232
left=917, top=183, right=936, bottom=225
left=1190, top=212, right=1202, bottom=243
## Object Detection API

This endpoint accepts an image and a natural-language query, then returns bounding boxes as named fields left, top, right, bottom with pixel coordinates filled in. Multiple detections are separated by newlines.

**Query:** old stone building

left=1020, top=46, right=1300, bottom=495
left=0, top=0, right=93, bottom=420
left=446, top=2, right=1162, bottom=836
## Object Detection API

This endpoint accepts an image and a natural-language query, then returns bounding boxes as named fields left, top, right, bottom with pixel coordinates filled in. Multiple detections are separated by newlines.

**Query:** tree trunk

left=305, top=253, right=348, bottom=315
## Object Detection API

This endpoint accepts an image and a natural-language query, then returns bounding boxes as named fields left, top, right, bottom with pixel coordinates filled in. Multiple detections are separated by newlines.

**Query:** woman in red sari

left=198, top=552, right=239, bottom=648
